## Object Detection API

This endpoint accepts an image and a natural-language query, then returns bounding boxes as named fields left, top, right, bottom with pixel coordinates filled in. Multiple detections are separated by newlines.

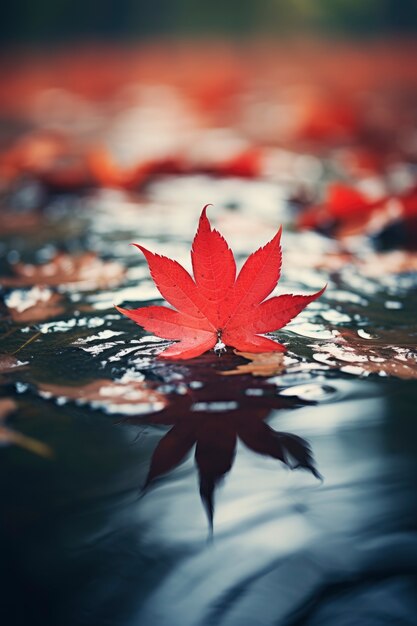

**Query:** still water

left=1, top=176, right=417, bottom=626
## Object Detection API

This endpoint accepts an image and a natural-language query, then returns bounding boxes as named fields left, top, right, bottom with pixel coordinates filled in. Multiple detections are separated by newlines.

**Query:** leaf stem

left=12, top=331, right=41, bottom=355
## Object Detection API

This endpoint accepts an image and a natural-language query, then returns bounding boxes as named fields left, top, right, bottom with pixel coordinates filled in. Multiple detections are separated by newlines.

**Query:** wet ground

left=1, top=43, right=417, bottom=626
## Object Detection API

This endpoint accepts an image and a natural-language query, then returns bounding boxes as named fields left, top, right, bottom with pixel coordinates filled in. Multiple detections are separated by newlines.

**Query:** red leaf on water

left=298, top=183, right=378, bottom=230
left=210, top=147, right=263, bottom=178
left=117, top=206, right=325, bottom=359
left=298, top=183, right=417, bottom=242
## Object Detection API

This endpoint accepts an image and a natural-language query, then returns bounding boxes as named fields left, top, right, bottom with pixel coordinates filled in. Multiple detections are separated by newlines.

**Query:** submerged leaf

left=38, top=378, right=167, bottom=413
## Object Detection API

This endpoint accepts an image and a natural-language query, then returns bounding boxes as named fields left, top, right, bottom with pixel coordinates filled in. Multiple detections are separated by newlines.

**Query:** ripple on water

left=287, top=322, right=338, bottom=340
left=279, top=383, right=338, bottom=402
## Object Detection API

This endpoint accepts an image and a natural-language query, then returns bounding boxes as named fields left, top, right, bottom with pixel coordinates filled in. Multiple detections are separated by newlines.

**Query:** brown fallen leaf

left=0, top=353, right=27, bottom=374
left=0, top=252, right=126, bottom=290
left=313, top=329, right=417, bottom=380
left=5, top=287, right=65, bottom=323
left=359, top=251, right=417, bottom=277
left=221, top=350, right=287, bottom=377
left=362, top=358, right=417, bottom=379
left=288, top=248, right=417, bottom=276
left=0, top=398, right=52, bottom=457
left=38, top=379, right=167, bottom=413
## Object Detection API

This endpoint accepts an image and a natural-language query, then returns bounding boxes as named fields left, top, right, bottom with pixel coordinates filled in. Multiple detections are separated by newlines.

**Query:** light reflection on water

left=127, top=380, right=417, bottom=626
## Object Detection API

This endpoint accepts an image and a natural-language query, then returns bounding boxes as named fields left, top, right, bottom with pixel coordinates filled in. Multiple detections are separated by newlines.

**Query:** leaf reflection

left=119, top=351, right=321, bottom=531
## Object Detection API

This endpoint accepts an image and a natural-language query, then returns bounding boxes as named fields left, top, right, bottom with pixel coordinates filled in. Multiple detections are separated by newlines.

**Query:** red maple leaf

left=297, top=183, right=379, bottom=230
left=298, top=182, right=417, bottom=243
left=116, top=206, right=326, bottom=359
